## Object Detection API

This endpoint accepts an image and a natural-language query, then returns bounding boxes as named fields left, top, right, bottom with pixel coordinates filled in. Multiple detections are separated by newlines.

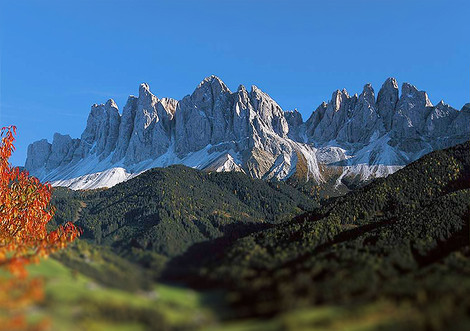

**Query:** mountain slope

left=51, top=165, right=316, bottom=261
left=25, top=77, right=470, bottom=190
left=188, top=141, right=470, bottom=329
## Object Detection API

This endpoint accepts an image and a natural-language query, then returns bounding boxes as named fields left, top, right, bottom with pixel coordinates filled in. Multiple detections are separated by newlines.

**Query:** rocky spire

left=305, top=102, right=327, bottom=143
left=336, top=84, right=382, bottom=144
left=425, top=99, right=458, bottom=138
left=376, top=77, right=399, bottom=131
left=124, top=83, right=174, bottom=164
left=25, top=139, right=51, bottom=171
left=112, top=96, right=138, bottom=163
left=249, top=85, right=289, bottom=138
left=392, top=82, right=433, bottom=138
left=46, top=133, right=75, bottom=169
left=175, top=76, right=234, bottom=155
left=306, top=89, right=354, bottom=143
left=77, top=99, right=120, bottom=159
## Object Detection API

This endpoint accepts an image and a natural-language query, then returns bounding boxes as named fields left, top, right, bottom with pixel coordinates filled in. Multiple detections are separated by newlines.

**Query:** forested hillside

left=191, top=141, right=470, bottom=329
left=51, top=165, right=316, bottom=267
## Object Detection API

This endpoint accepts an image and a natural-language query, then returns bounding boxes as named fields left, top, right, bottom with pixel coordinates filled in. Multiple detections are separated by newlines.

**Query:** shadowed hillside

left=189, top=141, right=470, bottom=329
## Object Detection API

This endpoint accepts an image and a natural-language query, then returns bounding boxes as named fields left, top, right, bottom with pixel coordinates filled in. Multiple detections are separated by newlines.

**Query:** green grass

left=26, top=258, right=217, bottom=330
left=207, top=301, right=417, bottom=331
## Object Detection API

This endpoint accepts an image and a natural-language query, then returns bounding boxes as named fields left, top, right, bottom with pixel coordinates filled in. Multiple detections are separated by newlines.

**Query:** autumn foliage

left=0, top=126, right=80, bottom=329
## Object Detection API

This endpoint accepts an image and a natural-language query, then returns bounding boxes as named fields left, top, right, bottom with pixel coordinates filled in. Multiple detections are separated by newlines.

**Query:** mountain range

left=25, top=76, right=470, bottom=189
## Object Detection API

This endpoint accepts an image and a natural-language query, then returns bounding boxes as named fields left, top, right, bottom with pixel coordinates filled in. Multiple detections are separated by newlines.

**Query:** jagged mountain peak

left=89, top=101, right=118, bottom=118
left=237, top=84, right=247, bottom=92
left=105, top=99, right=118, bottom=109
left=400, top=82, right=433, bottom=107
left=401, top=82, right=418, bottom=94
left=382, top=77, right=399, bottom=89
left=250, top=84, right=263, bottom=94
left=53, top=132, right=72, bottom=140
left=361, top=84, right=375, bottom=102
left=90, top=99, right=119, bottom=112
left=159, top=97, right=178, bottom=116
left=24, top=76, right=470, bottom=190
left=330, top=89, right=351, bottom=112
left=138, top=82, right=159, bottom=102
left=139, top=82, right=151, bottom=93
left=377, top=78, right=399, bottom=101
left=362, top=83, right=374, bottom=93
left=284, top=108, right=302, bottom=116
left=197, top=75, right=230, bottom=93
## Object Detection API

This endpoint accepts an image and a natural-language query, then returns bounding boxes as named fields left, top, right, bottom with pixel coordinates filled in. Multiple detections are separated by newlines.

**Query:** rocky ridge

left=25, top=76, right=470, bottom=190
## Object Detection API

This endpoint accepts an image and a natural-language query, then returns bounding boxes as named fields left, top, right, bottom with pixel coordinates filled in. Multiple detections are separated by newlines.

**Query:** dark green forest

left=51, top=166, right=317, bottom=274
left=191, top=141, right=470, bottom=329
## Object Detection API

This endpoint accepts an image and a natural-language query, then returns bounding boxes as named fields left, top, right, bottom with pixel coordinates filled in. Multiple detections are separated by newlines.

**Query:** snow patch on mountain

left=51, top=167, right=136, bottom=190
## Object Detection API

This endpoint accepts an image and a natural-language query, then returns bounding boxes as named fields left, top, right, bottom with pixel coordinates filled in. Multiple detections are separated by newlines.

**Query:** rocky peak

left=400, top=82, right=433, bottom=107
left=381, top=77, right=399, bottom=91
left=377, top=78, right=399, bottom=102
left=249, top=85, right=289, bottom=137
left=42, top=133, right=81, bottom=171
left=234, top=84, right=250, bottom=105
left=391, top=83, right=434, bottom=145
left=305, top=102, right=328, bottom=142
left=160, top=97, right=178, bottom=117
left=425, top=99, right=459, bottom=138
left=175, top=76, right=234, bottom=156
left=190, top=75, right=232, bottom=111
left=90, top=103, right=105, bottom=117
left=336, top=83, right=381, bottom=144
left=284, top=109, right=303, bottom=123
left=433, top=100, right=453, bottom=113
left=25, top=139, right=51, bottom=171
left=79, top=99, right=121, bottom=159
left=139, top=83, right=152, bottom=97
left=237, top=84, right=247, bottom=93
left=361, top=84, right=375, bottom=103
left=105, top=98, right=118, bottom=110
left=135, top=83, right=159, bottom=130
left=377, top=77, right=399, bottom=131
left=196, top=75, right=231, bottom=95
left=332, top=90, right=345, bottom=111
left=112, top=96, right=138, bottom=163
left=331, top=88, right=355, bottom=113
left=284, top=109, right=304, bottom=141
left=124, top=83, right=173, bottom=163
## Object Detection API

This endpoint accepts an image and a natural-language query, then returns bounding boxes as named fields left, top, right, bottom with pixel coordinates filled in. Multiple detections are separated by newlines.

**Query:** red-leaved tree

left=0, top=126, right=81, bottom=330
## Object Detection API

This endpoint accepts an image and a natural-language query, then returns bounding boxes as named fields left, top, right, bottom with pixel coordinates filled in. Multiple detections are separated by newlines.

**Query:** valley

left=37, top=141, right=470, bottom=330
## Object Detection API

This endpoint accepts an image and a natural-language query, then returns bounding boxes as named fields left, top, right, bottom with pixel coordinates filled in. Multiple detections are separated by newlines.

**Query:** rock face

left=25, top=76, right=470, bottom=190
left=284, top=109, right=303, bottom=141
left=124, top=83, right=176, bottom=164
left=25, top=139, right=51, bottom=171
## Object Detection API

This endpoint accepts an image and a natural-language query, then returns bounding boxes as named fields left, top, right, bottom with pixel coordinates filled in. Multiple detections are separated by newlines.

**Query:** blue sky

left=0, top=0, right=468, bottom=166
